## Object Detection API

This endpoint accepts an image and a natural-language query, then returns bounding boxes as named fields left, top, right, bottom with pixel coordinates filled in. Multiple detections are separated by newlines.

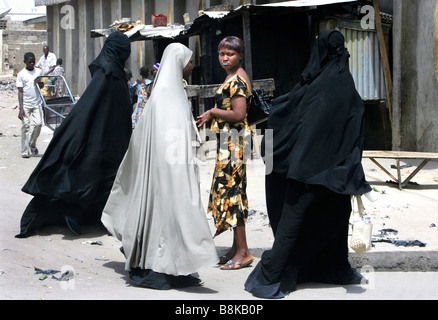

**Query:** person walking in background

left=145, top=62, right=159, bottom=97
left=51, top=58, right=65, bottom=96
left=51, top=58, right=65, bottom=77
left=152, top=62, right=160, bottom=78
left=102, top=43, right=218, bottom=290
left=36, top=45, right=57, bottom=76
left=124, top=68, right=137, bottom=109
left=131, top=66, right=152, bottom=129
left=16, top=32, right=132, bottom=238
left=17, top=52, right=44, bottom=158
left=196, top=36, right=253, bottom=270
left=245, top=30, right=372, bottom=299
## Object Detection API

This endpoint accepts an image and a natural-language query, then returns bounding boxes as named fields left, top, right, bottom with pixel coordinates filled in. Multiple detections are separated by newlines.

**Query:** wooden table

left=362, top=150, right=438, bottom=190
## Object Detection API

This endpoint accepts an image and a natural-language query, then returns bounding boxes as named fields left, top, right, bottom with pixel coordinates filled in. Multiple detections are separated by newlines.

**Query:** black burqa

left=264, top=30, right=370, bottom=195
left=245, top=30, right=371, bottom=298
left=16, top=31, right=132, bottom=238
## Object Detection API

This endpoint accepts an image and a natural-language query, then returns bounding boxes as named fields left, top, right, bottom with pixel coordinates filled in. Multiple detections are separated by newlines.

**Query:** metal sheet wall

left=338, top=27, right=386, bottom=101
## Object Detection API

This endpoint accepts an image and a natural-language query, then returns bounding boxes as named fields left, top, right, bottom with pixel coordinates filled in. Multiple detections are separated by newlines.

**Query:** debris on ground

left=81, top=240, right=103, bottom=245
left=95, top=256, right=109, bottom=261
left=0, top=80, right=16, bottom=91
left=377, top=228, right=399, bottom=236
left=34, top=267, right=60, bottom=275
left=373, top=239, right=427, bottom=247
left=391, top=163, right=412, bottom=169
left=52, top=270, right=74, bottom=281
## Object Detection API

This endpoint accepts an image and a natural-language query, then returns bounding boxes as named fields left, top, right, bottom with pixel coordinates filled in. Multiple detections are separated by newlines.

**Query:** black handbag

left=247, top=87, right=272, bottom=126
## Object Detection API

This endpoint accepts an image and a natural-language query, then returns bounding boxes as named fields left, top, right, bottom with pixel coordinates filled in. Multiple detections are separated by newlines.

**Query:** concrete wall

left=392, top=0, right=438, bottom=152
left=0, top=30, right=2, bottom=74
left=0, top=17, right=47, bottom=76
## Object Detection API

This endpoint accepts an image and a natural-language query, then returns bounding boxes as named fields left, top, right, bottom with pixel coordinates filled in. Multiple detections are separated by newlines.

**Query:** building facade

left=392, top=0, right=438, bottom=152
left=35, top=0, right=438, bottom=152
left=35, top=0, right=268, bottom=96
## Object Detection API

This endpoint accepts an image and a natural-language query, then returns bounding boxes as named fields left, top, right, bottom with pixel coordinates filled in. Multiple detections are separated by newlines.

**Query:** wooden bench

left=362, top=150, right=438, bottom=190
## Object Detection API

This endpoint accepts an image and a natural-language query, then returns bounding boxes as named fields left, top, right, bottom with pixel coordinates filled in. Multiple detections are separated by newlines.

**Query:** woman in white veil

left=102, top=43, right=218, bottom=289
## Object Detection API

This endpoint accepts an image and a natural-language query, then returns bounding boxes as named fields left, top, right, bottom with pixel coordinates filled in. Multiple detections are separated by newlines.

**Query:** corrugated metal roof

left=198, top=11, right=230, bottom=19
left=138, top=24, right=187, bottom=39
left=91, top=0, right=367, bottom=40
left=261, top=0, right=357, bottom=7
left=1, top=0, right=45, bottom=21
left=34, top=0, right=69, bottom=6
left=91, top=24, right=189, bottom=40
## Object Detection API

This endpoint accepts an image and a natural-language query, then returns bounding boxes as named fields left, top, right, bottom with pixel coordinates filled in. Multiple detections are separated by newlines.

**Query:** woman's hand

left=196, top=109, right=214, bottom=127
left=196, top=95, right=247, bottom=128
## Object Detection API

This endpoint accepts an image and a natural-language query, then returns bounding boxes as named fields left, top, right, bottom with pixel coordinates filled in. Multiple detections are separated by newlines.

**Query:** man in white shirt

left=36, top=45, right=57, bottom=75
left=17, top=52, right=44, bottom=158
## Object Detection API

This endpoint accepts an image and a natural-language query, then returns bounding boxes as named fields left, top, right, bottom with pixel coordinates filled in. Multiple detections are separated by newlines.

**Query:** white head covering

left=102, top=43, right=218, bottom=276
left=146, top=43, right=193, bottom=165
left=150, top=43, right=191, bottom=94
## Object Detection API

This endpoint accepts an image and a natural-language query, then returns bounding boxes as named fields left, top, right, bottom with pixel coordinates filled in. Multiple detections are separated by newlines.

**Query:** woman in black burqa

left=16, top=31, right=132, bottom=238
left=244, top=30, right=372, bottom=299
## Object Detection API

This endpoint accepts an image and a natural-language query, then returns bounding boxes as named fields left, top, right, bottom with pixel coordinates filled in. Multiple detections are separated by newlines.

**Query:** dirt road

left=1, top=74, right=438, bottom=301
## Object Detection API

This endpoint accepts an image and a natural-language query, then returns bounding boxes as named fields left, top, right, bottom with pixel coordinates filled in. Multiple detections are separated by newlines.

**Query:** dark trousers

left=245, top=173, right=353, bottom=298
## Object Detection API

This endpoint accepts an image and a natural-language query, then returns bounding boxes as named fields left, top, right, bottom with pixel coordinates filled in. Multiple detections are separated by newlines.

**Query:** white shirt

left=36, top=52, right=57, bottom=75
left=16, top=67, right=43, bottom=107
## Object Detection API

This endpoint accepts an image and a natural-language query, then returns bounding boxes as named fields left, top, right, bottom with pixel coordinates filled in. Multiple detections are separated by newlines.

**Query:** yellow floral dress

left=208, top=74, right=252, bottom=236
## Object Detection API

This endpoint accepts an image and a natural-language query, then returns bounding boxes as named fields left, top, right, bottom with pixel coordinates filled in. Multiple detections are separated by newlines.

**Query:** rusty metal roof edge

left=259, top=0, right=360, bottom=7
left=90, top=0, right=371, bottom=41
left=197, top=0, right=369, bottom=21
left=34, top=0, right=70, bottom=6
left=91, top=23, right=193, bottom=40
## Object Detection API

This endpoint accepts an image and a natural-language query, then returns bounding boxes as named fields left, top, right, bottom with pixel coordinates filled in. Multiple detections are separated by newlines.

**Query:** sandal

left=220, top=257, right=253, bottom=270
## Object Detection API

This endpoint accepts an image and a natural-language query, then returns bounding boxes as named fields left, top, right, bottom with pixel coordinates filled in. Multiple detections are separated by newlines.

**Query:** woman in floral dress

left=197, top=36, right=253, bottom=270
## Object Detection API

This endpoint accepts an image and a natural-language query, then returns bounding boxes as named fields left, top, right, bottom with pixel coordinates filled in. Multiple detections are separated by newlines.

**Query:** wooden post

left=373, top=0, right=393, bottom=123
left=241, top=8, right=259, bottom=156
left=242, top=9, right=253, bottom=81
left=167, top=0, right=171, bottom=25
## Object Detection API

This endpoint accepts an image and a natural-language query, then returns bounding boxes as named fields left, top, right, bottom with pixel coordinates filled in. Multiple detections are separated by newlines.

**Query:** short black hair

left=57, top=58, right=63, bottom=65
left=24, top=52, right=35, bottom=61
left=139, top=66, right=149, bottom=78
left=217, top=36, right=245, bottom=56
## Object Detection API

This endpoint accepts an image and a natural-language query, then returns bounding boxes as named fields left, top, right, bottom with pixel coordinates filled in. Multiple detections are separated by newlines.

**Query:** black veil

left=263, top=30, right=371, bottom=195
left=16, top=32, right=133, bottom=237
